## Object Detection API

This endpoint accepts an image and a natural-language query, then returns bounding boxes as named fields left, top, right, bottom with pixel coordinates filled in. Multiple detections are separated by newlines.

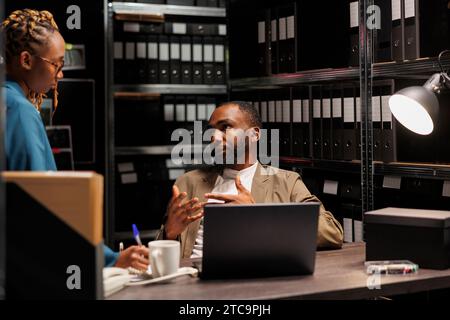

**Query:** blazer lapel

left=251, top=162, right=270, bottom=203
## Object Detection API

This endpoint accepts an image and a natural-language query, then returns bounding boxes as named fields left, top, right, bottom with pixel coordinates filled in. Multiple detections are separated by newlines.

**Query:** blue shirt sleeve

left=104, top=244, right=120, bottom=267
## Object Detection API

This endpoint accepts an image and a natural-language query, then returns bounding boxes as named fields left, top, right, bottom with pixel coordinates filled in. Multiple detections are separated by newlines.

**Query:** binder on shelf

left=281, top=98, right=291, bottom=156
left=302, top=95, right=311, bottom=158
left=374, top=0, right=392, bottom=62
left=270, top=7, right=279, bottom=74
left=158, top=35, right=170, bottom=84
left=381, top=85, right=396, bottom=162
left=348, top=1, right=359, bottom=66
left=391, top=0, right=403, bottom=61
left=372, top=88, right=383, bottom=162
left=180, top=36, right=192, bottom=84
left=125, top=40, right=137, bottom=84
left=196, top=97, right=207, bottom=123
left=213, top=37, right=226, bottom=84
left=342, top=86, right=357, bottom=161
left=312, top=88, right=322, bottom=160
left=292, top=97, right=303, bottom=157
left=113, top=38, right=125, bottom=84
left=277, top=3, right=296, bottom=73
left=147, top=34, right=159, bottom=83
left=332, top=86, right=344, bottom=160
left=136, top=34, right=147, bottom=84
left=169, top=35, right=181, bottom=84
left=256, top=9, right=271, bottom=76
left=192, top=36, right=203, bottom=84
left=203, top=36, right=215, bottom=84
left=403, top=0, right=417, bottom=60
left=322, top=88, right=332, bottom=160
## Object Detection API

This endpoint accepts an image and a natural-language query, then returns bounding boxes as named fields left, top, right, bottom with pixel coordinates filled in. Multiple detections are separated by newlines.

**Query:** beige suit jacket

left=157, top=163, right=344, bottom=258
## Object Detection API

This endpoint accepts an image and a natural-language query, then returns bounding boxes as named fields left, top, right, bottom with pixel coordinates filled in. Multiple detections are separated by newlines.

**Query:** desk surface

left=109, top=243, right=450, bottom=300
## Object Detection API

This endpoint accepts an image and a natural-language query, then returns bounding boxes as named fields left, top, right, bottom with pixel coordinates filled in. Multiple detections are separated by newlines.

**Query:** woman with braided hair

left=2, top=9, right=150, bottom=271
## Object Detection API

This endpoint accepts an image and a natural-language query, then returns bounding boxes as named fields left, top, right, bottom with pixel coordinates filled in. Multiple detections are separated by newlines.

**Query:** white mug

left=148, top=240, right=180, bottom=278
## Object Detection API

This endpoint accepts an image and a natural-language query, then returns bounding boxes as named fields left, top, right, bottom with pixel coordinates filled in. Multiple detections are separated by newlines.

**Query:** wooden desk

left=109, top=243, right=450, bottom=300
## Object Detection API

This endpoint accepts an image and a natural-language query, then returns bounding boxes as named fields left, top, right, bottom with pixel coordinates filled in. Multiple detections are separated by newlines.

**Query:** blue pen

left=132, top=224, right=142, bottom=246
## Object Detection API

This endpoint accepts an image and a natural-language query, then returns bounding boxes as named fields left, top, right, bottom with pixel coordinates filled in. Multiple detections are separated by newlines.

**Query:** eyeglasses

left=35, top=55, right=64, bottom=74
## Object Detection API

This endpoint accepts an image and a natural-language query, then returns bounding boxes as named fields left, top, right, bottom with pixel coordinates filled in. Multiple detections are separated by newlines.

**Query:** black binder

left=381, top=83, right=397, bottom=162
left=181, top=36, right=193, bottom=84
left=124, top=39, right=137, bottom=84
left=136, top=34, right=147, bottom=84
left=158, top=35, right=170, bottom=84
left=203, top=36, right=215, bottom=84
left=372, top=87, right=383, bottom=161
left=270, top=7, right=279, bottom=74
left=147, top=34, right=159, bottom=83
left=169, top=35, right=181, bottom=84
left=256, top=9, right=271, bottom=76
left=213, top=37, right=226, bottom=84
left=342, top=86, right=357, bottom=161
left=322, top=87, right=332, bottom=160
left=292, top=96, right=303, bottom=158
left=113, top=38, right=125, bottom=84
left=348, top=0, right=359, bottom=66
left=192, top=36, right=203, bottom=84
left=391, top=0, right=404, bottom=61
left=277, top=3, right=297, bottom=73
left=311, top=87, right=323, bottom=160
left=374, top=0, right=393, bottom=62
left=332, top=85, right=344, bottom=160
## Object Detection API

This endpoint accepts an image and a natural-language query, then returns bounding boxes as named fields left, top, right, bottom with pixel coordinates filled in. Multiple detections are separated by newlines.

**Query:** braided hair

left=2, top=9, right=60, bottom=111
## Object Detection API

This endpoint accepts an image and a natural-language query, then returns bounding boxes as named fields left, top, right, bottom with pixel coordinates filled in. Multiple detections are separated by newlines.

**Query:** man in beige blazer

left=157, top=101, right=343, bottom=258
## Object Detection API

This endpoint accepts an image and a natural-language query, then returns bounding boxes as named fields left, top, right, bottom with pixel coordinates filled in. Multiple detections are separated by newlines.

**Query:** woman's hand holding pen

left=115, top=245, right=150, bottom=271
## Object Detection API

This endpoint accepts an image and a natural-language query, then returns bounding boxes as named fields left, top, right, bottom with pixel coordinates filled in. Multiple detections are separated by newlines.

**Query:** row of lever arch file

left=114, top=19, right=227, bottom=84
left=244, top=84, right=396, bottom=162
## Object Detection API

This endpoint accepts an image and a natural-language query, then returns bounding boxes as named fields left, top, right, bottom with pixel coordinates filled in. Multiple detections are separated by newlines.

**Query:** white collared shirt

left=190, top=162, right=258, bottom=258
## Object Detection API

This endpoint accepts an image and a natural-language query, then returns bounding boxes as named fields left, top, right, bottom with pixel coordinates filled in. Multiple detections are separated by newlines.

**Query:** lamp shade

left=388, top=86, right=439, bottom=135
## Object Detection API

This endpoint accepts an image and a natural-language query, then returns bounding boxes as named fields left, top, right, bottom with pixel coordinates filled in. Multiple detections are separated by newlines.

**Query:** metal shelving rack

left=105, top=1, right=228, bottom=246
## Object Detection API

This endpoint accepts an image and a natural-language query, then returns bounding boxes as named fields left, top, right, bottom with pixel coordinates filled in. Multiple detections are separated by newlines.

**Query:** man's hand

left=114, top=245, right=149, bottom=271
left=205, top=175, right=255, bottom=204
left=164, top=185, right=205, bottom=240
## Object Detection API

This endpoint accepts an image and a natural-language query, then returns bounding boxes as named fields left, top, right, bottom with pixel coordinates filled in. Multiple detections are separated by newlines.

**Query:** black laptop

left=200, top=203, right=320, bottom=279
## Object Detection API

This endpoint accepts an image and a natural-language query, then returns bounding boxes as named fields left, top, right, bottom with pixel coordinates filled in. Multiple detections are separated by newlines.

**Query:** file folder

left=213, top=37, right=226, bottom=84
left=372, top=89, right=383, bottom=161
left=256, top=9, right=271, bottom=76
left=292, top=96, right=303, bottom=157
left=381, top=85, right=396, bottom=162
left=203, top=36, right=215, bottom=84
left=322, top=88, right=332, bottom=160
left=181, top=36, right=192, bottom=84
left=342, top=86, right=357, bottom=160
left=277, top=3, right=297, bottom=73
left=355, top=88, right=361, bottom=160
left=391, top=0, right=403, bottom=61
left=348, top=1, right=359, bottom=66
left=136, top=34, right=147, bottom=84
left=169, top=35, right=181, bottom=84
left=374, top=0, right=392, bottom=62
left=312, top=88, right=322, bottom=159
left=113, top=39, right=124, bottom=84
left=270, top=8, right=279, bottom=74
left=158, top=35, right=170, bottom=84
left=281, top=98, right=292, bottom=156
left=192, top=36, right=203, bottom=84
left=147, top=35, right=159, bottom=83
left=332, top=86, right=344, bottom=160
